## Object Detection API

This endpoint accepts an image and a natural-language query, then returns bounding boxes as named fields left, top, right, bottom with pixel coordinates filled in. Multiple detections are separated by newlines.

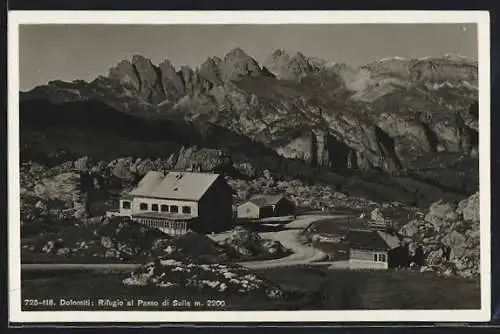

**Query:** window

left=122, top=201, right=131, bottom=209
left=373, top=253, right=386, bottom=262
left=151, top=204, right=159, bottom=212
left=160, top=204, right=169, bottom=212
left=140, top=203, right=148, bottom=211
left=170, top=205, right=179, bottom=213
left=182, top=206, right=191, bottom=214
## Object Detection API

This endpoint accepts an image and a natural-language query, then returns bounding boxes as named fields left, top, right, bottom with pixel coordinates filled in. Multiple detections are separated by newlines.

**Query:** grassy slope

left=256, top=266, right=480, bottom=310
left=21, top=266, right=480, bottom=310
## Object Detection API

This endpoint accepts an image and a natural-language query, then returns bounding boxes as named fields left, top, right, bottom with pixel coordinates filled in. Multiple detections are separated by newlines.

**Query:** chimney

left=161, top=165, right=168, bottom=177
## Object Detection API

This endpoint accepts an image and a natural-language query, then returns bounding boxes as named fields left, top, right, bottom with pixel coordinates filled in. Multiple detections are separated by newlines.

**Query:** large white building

left=107, top=170, right=234, bottom=235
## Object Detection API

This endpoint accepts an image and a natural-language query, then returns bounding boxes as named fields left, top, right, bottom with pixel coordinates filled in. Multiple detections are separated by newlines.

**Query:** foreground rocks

left=398, top=191, right=480, bottom=278
left=219, top=226, right=289, bottom=258
left=22, top=218, right=289, bottom=264
left=22, top=218, right=234, bottom=263
left=122, top=257, right=284, bottom=299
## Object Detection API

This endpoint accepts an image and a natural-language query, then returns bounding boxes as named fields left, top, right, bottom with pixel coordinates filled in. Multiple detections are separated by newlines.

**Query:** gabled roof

left=129, top=171, right=164, bottom=197
left=344, top=229, right=391, bottom=251
left=376, top=230, right=402, bottom=250
left=248, top=194, right=289, bottom=207
left=129, top=171, right=221, bottom=201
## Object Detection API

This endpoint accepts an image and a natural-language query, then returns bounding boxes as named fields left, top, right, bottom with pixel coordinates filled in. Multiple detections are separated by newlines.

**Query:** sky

left=19, top=23, right=478, bottom=91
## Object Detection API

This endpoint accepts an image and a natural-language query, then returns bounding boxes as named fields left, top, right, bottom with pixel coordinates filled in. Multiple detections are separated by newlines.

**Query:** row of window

left=122, top=201, right=191, bottom=214
left=373, top=253, right=387, bottom=262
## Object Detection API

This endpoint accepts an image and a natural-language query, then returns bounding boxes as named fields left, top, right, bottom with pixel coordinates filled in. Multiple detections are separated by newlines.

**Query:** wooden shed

left=236, top=194, right=296, bottom=219
left=343, top=229, right=405, bottom=270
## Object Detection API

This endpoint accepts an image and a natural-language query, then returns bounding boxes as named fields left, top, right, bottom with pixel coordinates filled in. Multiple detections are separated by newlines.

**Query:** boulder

left=74, top=156, right=91, bottom=172
left=424, top=199, right=457, bottom=227
left=456, top=191, right=479, bottom=222
left=441, top=230, right=467, bottom=260
left=33, top=172, right=80, bottom=204
left=426, top=248, right=445, bottom=266
left=370, top=207, right=385, bottom=222
left=131, top=158, right=154, bottom=176
left=399, top=219, right=421, bottom=238
left=74, top=208, right=89, bottom=220
left=110, top=158, right=133, bottom=179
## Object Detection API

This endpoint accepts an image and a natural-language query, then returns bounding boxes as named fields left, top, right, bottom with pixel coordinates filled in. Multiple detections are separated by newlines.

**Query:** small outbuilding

left=237, top=194, right=296, bottom=219
left=343, top=229, right=406, bottom=270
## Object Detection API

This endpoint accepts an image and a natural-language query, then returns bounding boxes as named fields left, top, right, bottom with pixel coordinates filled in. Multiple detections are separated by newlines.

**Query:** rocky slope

left=22, top=216, right=288, bottom=264
left=398, top=191, right=480, bottom=278
left=21, top=48, right=479, bottom=174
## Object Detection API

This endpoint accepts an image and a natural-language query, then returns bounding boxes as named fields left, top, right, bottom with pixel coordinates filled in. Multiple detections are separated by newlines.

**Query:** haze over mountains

left=19, top=47, right=479, bottom=204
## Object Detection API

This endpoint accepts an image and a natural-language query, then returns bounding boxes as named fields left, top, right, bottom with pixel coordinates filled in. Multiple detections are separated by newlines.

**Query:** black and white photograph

left=8, top=11, right=490, bottom=323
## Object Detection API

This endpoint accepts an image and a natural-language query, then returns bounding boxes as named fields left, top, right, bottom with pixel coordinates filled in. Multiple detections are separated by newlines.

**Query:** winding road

left=21, top=214, right=348, bottom=272
left=236, top=214, right=345, bottom=269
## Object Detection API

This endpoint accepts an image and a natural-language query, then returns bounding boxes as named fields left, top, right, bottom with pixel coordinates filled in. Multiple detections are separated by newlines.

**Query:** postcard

left=8, top=10, right=491, bottom=323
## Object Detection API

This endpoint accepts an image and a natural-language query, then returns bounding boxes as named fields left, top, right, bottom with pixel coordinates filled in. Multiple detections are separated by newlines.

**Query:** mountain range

left=19, top=48, right=479, bottom=205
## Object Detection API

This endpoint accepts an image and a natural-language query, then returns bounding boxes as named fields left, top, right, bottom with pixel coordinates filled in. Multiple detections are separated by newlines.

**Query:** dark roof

left=376, top=230, right=402, bottom=250
left=344, top=229, right=389, bottom=251
left=248, top=194, right=290, bottom=207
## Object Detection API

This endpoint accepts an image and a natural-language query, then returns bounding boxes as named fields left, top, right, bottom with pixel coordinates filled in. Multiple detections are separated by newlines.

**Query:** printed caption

left=23, top=298, right=227, bottom=310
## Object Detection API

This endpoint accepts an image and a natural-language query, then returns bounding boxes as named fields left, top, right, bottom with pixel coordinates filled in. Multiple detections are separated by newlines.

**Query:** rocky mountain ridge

left=21, top=48, right=478, bottom=179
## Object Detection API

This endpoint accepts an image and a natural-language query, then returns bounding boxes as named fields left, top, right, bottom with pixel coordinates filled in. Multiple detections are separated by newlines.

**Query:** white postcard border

left=8, top=10, right=491, bottom=323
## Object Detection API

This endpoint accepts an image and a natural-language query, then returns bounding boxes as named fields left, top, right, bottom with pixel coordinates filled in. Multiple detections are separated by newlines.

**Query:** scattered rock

left=370, top=208, right=385, bottom=222
left=123, top=257, right=284, bottom=300
left=399, top=192, right=479, bottom=279
left=74, top=156, right=91, bottom=171
left=456, top=191, right=479, bottom=222
left=220, top=226, right=288, bottom=258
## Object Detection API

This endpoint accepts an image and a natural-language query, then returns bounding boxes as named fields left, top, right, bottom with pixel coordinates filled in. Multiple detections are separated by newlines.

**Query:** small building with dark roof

left=343, top=229, right=405, bottom=270
left=107, top=171, right=234, bottom=235
left=236, top=194, right=296, bottom=219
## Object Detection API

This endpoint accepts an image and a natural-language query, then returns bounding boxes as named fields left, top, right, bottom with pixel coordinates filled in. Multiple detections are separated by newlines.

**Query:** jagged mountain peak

left=264, top=49, right=315, bottom=81
left=292, top=52, right=308, bottom=62
left=131, top=54, right=154, bottom=64
left=221, top=47, right=262, bottom=81
left=21, top=46, right=478, bottom=183
left=224, top=47, right=251, bottom=59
